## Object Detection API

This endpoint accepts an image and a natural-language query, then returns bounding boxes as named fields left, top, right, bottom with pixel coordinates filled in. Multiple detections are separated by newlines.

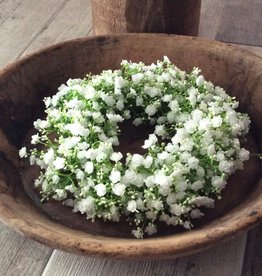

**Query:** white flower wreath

left=20, top=57, right=251, bottom=238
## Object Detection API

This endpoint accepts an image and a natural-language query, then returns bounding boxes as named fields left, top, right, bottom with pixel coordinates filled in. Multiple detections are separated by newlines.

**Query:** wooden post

left=92, top=0, right=202, bottom=36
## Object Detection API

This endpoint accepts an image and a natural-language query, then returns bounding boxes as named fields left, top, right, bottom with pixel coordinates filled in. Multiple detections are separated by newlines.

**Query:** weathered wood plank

left=0, top=0, right=67, bottom=69
left=22, top=0, right=92, bottom=57
left=237, top=44, right=262, bottom=57
left=0, top=223, right=52, bottom=276
left=216, top=0, right=262, bottom=46
left=241, top=224, right=262, bottom=276
left=186, top=234, right=247, bottom=276
left=0, top=0, right=22, bottom=26
left=240, top=44, right=262, bottom=276
left=199, top=0, right=225, bottom=39
left=42, top=234, right=246, bottom=276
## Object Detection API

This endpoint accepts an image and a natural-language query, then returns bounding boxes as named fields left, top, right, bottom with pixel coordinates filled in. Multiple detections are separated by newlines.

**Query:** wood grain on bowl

left=0, top=34, right=261, bottom=259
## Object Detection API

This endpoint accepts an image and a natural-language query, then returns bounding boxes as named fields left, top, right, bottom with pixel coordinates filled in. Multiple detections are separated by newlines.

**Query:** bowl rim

left=0, top=33, right=261, bottom=259
left=1, top=33, right=261, bottom=76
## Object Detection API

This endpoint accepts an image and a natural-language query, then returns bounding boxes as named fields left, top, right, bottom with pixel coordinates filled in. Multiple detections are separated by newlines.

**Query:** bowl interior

left=0, top=34, right=261, bottom=259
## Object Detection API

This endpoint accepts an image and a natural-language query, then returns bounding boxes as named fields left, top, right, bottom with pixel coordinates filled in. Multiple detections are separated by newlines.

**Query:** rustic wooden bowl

left=0, top=34, right=261, bottom=259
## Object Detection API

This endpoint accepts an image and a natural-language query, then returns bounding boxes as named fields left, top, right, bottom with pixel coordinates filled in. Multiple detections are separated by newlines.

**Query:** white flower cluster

left=19, top=57, right=251, bottom=238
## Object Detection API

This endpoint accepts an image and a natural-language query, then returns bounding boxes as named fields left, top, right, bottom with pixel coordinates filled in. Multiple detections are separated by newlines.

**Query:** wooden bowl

left=0, top=34, right=261, bottom=259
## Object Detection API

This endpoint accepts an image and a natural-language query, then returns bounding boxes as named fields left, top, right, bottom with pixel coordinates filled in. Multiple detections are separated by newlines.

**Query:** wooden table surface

left=0, top=1, right=261, bottom=275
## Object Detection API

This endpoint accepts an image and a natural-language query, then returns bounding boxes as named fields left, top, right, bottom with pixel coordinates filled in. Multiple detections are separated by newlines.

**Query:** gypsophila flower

left=53, top=157, right=65, bottom=170
left=127, top=200, right=137, bottom=213
left=84, top=161, right=94, bottom=174
left=112, top=183, right=126, bottom=196
left=109, top=169, right=121, bottom=183
left=19, top=57, right=252, bottom=239
left=95, top=184, right=107, bottom=197
left=19, top=147, right=27, bottom=158
left=110, top=152, right=123, bottom=162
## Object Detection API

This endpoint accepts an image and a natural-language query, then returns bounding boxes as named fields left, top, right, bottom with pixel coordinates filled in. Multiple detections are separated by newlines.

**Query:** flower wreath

left=20, top=57, right=250, bottom=238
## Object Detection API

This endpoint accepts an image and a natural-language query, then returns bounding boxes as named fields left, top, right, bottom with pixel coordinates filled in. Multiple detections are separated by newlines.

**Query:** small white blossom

left=53, top=157, right=66, bottom=170
left=102, top=95, right=115, bottom=106
left=196, top=75, right=204, bottom=86
left=133, top=117, right=143, bottom=126
left=170, top=204, right=184, bottom=216
left=168, top=100, right=179, bottom=111
left=74, top=197, right=95, bottom=214
left=75, top=169, right=84, bottom=180
left=154, top=125, right=166, bottom=136
left=109, top=170, right=121, bottom=184
left=132, top=73, right=143, bottom=84
left=106, top=113, right=124, bottom=123
left=63, top=136, right=81, bottom=150
left=29, top=155, right=36, bottom=165
left=54, top=189, right=67, bottom=200
left=143, top=155, right=153, bottom=168
left=162, top=94, right=172, bottom=102
left=43, top=148, right=54, bottom=164
left=127, top=200, right=137, bottom=212
left=190, top=196, right=215, bottom=208
left=34, top=119, right=49, bottom=129
left=19, top=147, right=27, bottom=158
left=145, top=224, right=157, bottom=235
left=64, top=123, right=90, bottom=137
left=212, top=176, right=226, bottom=189
left=157, top=116, right=167, bottom=124
left=84, top=85, right=96, bottom=99
left=115, top=76, right=125, bottom=88
left=129, top=154, right=144, bottom=168
left=238, top=148, right=250, bottom=161
left=84, top=161, right=94, bottom=174
left=212, top=115, right=223, bottom=128
left=188, top=156, right=199, bottom=169
left=150, top=200, right=163, bottom=210
left=144, top=86, right=161, bottom=98
left=154, top=171, right=172, bottom=187
left=136, top=96, right=144, bottom=106
left=96, top=152, right=107, bottom=162
left=131, top=228, right=143, bottom=239
left=167, top=111, right=176, bottom=123
left=198, top=118, right=211, bottom=132
left=142, top=134, right=158, bottom=149
left=145, top=104, right=157, bottom=116
left=191, top=180, right=204, bottom=191
left=116, top=99, right=124, bottom=110
left=190, top=209, right=203, bottom=219
left=94, top=184, right=107, bottom=197
left=52, top=175, right=60, bottom=184
left=145, top=175, right=155, bottom=188
left=219, top=160, right=233, bottom=173
left=31, top=134, right=40, bottom=144
left=158, top=151, right=169, bottom=160
left=207, top=144, right=216, bottom=156
left=188, top=87, right=197, bottom=106
left=110, top=152, right=123, bottom=162
left=112, top=183, right=126, bottom=196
